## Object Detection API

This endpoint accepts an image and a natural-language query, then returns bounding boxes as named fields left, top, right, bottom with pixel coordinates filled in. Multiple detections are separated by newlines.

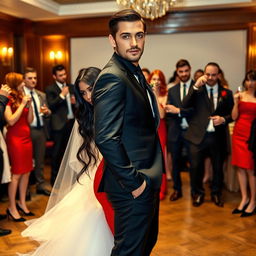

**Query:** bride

left=20, top=67, right=114, bottom=256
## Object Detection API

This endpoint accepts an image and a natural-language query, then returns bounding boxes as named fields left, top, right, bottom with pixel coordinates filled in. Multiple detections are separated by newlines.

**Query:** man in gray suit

left=93, top=9, right=163, bottom=256
left=24, top=67, right=51, bottom=196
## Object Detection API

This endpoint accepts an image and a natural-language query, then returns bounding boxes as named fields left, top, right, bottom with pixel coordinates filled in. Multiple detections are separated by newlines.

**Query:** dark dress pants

left=30, top=127, right=46, bottom=189
left=189, top=132, right=225, bottom=196
left=107, top=184, right=160, bottom=256
left=168, top=131, right=190, bottom=193
left=51, top=119, right=74, bottom=185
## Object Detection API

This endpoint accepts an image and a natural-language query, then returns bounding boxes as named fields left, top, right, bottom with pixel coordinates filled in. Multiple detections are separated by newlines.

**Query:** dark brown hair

left=109, top=9, right=146, bottom=38
left=176, top=59, right=191, bottom=69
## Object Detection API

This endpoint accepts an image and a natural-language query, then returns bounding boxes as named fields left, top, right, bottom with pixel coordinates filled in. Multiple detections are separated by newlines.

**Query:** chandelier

left=116, top=0, right=177, bottom=20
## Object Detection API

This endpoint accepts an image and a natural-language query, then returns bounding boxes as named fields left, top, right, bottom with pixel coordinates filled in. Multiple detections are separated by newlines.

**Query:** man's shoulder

left=35, top=89, right=45, bottom=95
left=45, top=83, right=57, bottom=92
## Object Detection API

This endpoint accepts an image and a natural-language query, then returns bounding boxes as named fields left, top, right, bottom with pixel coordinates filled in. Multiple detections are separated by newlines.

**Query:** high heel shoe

left=6, top=209, right=26, bottom=222
left=240, top=207, right=256, bottom=217
left=16, top=203, right=35, bottom=216
left=232, top=201, right=249, bottom=214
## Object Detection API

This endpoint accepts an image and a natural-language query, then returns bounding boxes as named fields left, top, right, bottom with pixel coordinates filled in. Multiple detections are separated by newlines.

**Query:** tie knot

left=183, top=83, right=187, bottom=88
left=30, top=91, right=34, bottom=95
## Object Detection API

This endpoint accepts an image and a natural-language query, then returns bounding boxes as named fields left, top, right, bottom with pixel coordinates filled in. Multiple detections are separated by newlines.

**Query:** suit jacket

left=93, top=54, right=164, bottom=193
left=34, top=89, right=51, bottom=138
left=182, top=84, right=233, bottom=153
left=166, top=81, right=194, bottom=143
left=45, top=82, right=75, bottom=131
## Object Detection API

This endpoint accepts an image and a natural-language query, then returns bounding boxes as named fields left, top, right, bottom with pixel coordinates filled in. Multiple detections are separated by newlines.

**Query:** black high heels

left=6, top=209, right=26, bottom=222
left=240, top=207, right=256, bottom=217
left=16, top=203, right=35, bottom=216
left=232, top=201, right=249, bottom=214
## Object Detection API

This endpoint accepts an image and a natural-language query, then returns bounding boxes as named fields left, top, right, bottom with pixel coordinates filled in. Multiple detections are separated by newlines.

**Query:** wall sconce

left=49, top=50, right=63, bottom=64
left=1, top=47, right=13, bottom=66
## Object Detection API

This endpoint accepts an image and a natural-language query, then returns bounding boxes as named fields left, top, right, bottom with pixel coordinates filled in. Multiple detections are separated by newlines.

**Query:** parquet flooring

left=0, top=170, right=256, bottom=256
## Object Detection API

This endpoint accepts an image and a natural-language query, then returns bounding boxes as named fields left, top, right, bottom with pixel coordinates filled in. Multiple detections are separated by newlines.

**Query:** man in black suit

left=93, top=9, right=163, bottom=256
left=165, top=59, right=194, bottom=201
left=183, top=62, right=234, bottom=207
left=24, top=67, right=51, bottom=196
left=45, top=65, right=75, bottom=185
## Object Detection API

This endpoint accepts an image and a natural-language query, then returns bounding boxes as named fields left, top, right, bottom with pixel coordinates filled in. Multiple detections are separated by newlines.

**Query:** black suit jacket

left=93, top=54, right=163, bottom=193
left=45, top=82, right=75, bottom=131
left=182, top=84, right=234, bottom=154
left=166, top=81, right=194, bottom=143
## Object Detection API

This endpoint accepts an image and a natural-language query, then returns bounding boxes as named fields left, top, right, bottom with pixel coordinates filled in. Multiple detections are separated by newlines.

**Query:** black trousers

left=168, top=131, right=190, bottom=193
left=107, top=185, right=160, bottom=256
left=51, top=119, right=74, bottom=185
left=189, top=133, right=225, bottom=196
left=30, top=127, right=46, bottom=189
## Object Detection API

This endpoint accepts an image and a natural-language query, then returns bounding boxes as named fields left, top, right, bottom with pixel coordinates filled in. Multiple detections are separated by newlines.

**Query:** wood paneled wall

left=1, top=6, right=256, bottom=88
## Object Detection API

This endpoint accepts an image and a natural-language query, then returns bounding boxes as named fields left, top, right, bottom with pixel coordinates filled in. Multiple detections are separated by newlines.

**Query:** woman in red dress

left=4, top=72, right=33, bottom=221
left=148, top=69, right=168, bottom=200
left=232, top=70, right=256, bottom=217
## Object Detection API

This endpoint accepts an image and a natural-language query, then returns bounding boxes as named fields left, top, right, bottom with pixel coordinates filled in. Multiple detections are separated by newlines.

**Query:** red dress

left=232, top=101, right=256, bottom=170
left=94, top=160, right=115, bottom=234
left=158, top=118, right=167, bottom=198
left=6, top=103, right=33, bottom=174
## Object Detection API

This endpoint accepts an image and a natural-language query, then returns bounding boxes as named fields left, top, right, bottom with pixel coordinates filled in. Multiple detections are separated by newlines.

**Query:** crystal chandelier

left=116, top=0, right=177, bottom=20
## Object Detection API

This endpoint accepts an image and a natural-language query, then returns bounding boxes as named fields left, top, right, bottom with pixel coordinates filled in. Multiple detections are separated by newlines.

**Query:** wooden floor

left=0, top=171, right=256, bottom=256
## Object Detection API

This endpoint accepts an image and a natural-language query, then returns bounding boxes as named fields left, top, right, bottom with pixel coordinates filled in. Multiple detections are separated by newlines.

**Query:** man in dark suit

left=45, top=65, right=75, bottom=185
left=183, top=62, right=234, bottom=207
left=93, top=9, right=164, bottom=256
left=165, top=59, right=194, bottom=201
left=24, top=67, right=51, bottom=196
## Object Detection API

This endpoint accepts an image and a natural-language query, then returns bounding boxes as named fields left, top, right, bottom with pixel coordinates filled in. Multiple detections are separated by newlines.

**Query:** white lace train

left=21, top=172, right=114, bottom=256
left=20, top=121, right=114, bottom=255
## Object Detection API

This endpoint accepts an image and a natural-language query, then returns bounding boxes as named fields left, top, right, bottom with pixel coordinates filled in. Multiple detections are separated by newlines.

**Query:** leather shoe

left=211, top=194, right=224, bottom=207
left=192, top=194, right=204, bottom=207
left=169, top=190, right=182, bottom=201
left=0, top=228, right=11, bottom=237
left=0, top=214, right=7, bottom=221
left=36, top=188, right=51, bottom=196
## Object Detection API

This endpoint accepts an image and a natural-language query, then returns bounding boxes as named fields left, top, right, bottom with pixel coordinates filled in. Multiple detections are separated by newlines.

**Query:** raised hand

left=22, top=95, right=32, bottom=107
left=0, top=84, right=12, bottom=97
left=194, top=75, right=207, bottom=88
left=165, top=104, right=180, bottom=114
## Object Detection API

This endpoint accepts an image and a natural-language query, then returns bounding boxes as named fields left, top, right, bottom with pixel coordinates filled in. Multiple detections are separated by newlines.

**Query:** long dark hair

left=243, top=69, right=256, bottom=97
left=73, top=67, right=101, bottom=181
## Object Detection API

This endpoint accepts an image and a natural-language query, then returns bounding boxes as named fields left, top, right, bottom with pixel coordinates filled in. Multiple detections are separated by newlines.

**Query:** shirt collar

left=56, top=80, right=65, bottom=89
left=181, top=79, right=191, bottom=87
left=24, top=86, right=34, bottom=94
left=206, top=83, right=218, bottom=93
left=114, top=52, right=141, bottom=75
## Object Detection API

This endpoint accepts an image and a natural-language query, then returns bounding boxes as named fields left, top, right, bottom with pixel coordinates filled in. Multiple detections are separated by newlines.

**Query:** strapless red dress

left=232, top=101, right=256, bottom=170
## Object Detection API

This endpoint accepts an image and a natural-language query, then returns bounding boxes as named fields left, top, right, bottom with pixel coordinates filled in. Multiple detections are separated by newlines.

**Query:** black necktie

left=135, top=70, right=148, bottom=90
left=183, top=83, right=187, bottom=99
left=30, top=91, right=41, bottom=128
left=210, top=88, right=214, bottom=111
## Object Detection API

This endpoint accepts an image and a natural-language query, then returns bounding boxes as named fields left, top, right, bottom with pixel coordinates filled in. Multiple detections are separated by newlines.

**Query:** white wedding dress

left=20, top=121, right=114, bottom=256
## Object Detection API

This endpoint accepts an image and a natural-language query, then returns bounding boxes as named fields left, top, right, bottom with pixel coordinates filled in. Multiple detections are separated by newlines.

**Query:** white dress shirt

left=205, top=83, right=218, bottom=132
left=56, top=81, right=74, bottom=120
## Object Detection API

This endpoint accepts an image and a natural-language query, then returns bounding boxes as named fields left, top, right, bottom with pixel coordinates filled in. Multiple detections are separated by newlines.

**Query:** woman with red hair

left=4, top=72, right=34, bottom=221
left=148, top=69, right=168, bottom=200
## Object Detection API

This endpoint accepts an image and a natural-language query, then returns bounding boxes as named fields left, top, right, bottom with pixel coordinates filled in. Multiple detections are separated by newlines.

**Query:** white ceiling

left=0, top=0, right=255, bottom=21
